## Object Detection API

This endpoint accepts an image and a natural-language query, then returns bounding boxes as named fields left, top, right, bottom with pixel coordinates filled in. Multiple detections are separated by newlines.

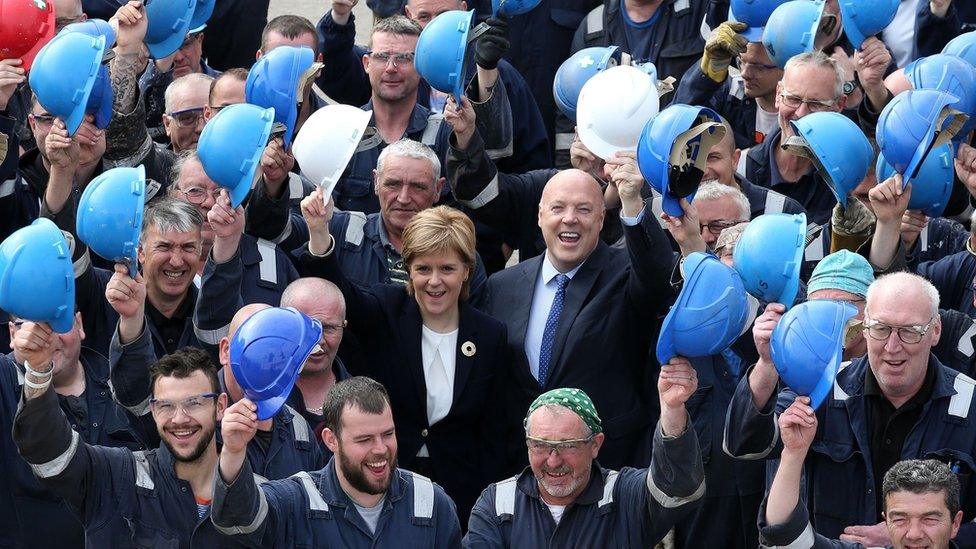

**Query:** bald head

left=538, top=169, right=606, bottom=272
left=219, top=303, right=271, bottom=401
left=229, top=303, right=272, bottom=339
left=281, top=278, right=347, bottom=375
left=281, top=278, right=346, bottom=312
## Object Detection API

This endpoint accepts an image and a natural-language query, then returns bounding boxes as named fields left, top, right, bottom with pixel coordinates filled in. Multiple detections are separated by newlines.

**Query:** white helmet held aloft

left=293, top=105, right=374, bottom=197
left=576, top=64, right=661, bottom=161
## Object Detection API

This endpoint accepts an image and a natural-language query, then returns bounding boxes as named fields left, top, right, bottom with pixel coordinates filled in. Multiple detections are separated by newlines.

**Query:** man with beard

left=12, top=341, right=246, bottom=546
left=212, top=376, right=462, bottom=547
left=463, top=364, right=704, bottom=546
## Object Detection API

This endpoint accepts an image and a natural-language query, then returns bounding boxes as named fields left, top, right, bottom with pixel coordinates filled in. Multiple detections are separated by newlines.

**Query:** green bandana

left=526, top=388, right=603, bottom=434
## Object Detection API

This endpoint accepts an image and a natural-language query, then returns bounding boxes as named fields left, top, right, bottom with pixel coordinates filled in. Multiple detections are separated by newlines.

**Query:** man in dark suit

left=447, top=101, right=678, bottom=468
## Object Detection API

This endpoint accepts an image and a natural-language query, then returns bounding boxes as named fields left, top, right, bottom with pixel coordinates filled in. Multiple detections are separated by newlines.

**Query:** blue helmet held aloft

left=189, top=0, right=216, bottom=30
left=733, top=213, right=806, bottom=309
left=197, top=103, right=275, bottom=208
left=144, top=0, right=195, bottom=59
left=770, top=299, right=858, bottom=409
left=62, top=18, right=117, bottom=48
left=837, top=0, right=899, bottom=49
left=905, top=54, right=976, bottom=143
left=728, top=0, right=790, bottom=42
left=415, top=10, right=475, bottom=105
left=762, top=0, right=826, bottom=69
left=492, top=0, right=542, bottom=16
left=943, top=31, right=976, bottom=67
left=656, top=252, right=751, bottom=364
left=877, top=88, right=967, bottom=182
left=0, top=218, right=76, bottom=334
left=783, top=111, right=873, bottom=208
left=76, top=165, right=146, bottom=279
left=230, top=307, right=323, bottom=420
left=553, top=46, right=621, bottom=122
left=875, top=143, right=954, bottom=217
left=246, top=46, right=318, bottom=148
left=637, top=104, right=726, bottom=217
left=29, top=31, right=106, bottom=136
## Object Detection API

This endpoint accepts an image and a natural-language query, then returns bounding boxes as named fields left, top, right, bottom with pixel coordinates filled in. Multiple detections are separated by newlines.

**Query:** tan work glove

left=830, top=198, right=876, bottom=252
left=701, top=21, right=748, bottom=83
left=0, top=133, right=6, bottom=165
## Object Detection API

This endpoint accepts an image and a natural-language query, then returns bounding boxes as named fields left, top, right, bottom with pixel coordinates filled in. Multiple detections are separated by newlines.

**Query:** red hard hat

left=0, top=0, right=57, bottom=71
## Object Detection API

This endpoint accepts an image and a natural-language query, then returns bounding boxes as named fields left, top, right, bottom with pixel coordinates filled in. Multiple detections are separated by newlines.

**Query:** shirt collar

left=864, top=359, right=937, bottom=407
left=541, top=253, right=584, bottom=285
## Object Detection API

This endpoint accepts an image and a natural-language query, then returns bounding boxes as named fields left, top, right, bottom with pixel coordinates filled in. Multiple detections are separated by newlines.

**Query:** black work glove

left=474, top=17, right=510, bottom=70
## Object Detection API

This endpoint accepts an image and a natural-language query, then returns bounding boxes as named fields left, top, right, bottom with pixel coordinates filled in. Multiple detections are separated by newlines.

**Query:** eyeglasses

left=322, top=321, right=347, bottom=337
left=150, top=393, right=218, bottom=418
left=862, top=315, right=936, bottom=345
left=700, top=220, right=746, bottom=236
left=738, top=58, right=779, bottom=72
left=526, top=435, right=594, bottom=457
left=368, top=51, right=416, bottom=68
left=29, top=113, right=56, bottom=126
left=179, top=186, right=222, bottom=204
left=166, top=107, right=206, bottom=128
left=208, top=104, right=230, bottom=115
left=779, top=91, right=840, bottom=113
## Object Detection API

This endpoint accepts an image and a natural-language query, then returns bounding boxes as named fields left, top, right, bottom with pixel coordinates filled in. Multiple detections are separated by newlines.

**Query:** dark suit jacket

left=297, top=245, right=514, bottom=520
left=486, top=208, right=678, bottom=469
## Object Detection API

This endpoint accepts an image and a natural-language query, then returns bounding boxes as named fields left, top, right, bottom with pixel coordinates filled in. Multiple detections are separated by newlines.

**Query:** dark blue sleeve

left=916, top=1, right=962, bottom=57
left=316, top=11, right=372, bottom=107
left=493, top=63, right=552, bottom=173
left=81, top=0, right=125, bottom=19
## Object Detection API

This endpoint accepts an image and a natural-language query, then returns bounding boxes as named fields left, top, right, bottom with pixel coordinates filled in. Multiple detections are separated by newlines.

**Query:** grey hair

left=883, top=459, right=960, bottom=516
left=866, top=271, right=940, bottom=318
left=281, top=277, right=347, bottom=313
left=370, top=15, right=422, bottom=44
left=169, top=149, right=202, bottom=188
left=164, top=73, right=215, bottom=114
left=142, top=196, right=204, bottom=237
left=694, top=181, right=751, bottom=221
left=524, top=404, right=594, bottom=438
left=376, top=139, right=441, bottom=180
left=783, top=50, right=845, bottom=100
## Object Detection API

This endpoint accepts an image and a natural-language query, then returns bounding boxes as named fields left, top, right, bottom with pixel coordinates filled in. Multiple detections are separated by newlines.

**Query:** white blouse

left=421, top=325, right=458, bottom=428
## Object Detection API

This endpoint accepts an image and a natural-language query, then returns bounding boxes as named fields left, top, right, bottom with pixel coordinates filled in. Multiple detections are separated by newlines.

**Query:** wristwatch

left=843, top=79, right=858, bottom=95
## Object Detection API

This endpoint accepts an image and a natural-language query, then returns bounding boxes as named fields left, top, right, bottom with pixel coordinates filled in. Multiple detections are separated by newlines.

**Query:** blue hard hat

left=0, top=218, right=75, bottom=334
left=656, top=252, right=751, bottom=364
left=62, top=18, right=117, bottom=48
left=197, top=103, right=275, bottom=208
left=770, top=299, right=858, bottom=408
left=728, top=0, right=790, bottom=42
left=637, top=104, right=725, bottom=217
left=245, top=46, right=316, bottom=148
left=230, top=307, right=323, bottom=420
left=733, top=213, right=806, bottom=308
left=145, top=0, right=195, bottom=59
left=76, top=165, right=146, bottom=278
left=877, top=89, right=967, bottom=182
left=189, top=0, right=216, bottom=31
left=28, top=31, right=106, bottom=136
left=905, top=54, right=976, bottom=143
left=943, top=31, right=976, bottom=67
left=837, top=0, right=899, bottom=49
left=762, top=0, right=826, bottom=69
left=415, top=10, right=475, bottom=105
left=875, top=143, right=954, bottom=217
left=785, top=112, right=873, bottom=208
left=553, top=46, right=621, bottom=122
left=492, top=0, right=541, bottom=15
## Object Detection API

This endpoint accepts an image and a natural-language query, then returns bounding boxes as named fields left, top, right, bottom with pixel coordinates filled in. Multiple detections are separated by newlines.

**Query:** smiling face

left=283, top=288, right=346, bottom=376
left=538, top=170, right=606, bottom=273
left=526, top=406, right=604, bottom=505
left=138, top=225, right=203, bottom=303
left=153, top=369, right=226, bottom=462
left=865, top=282, right=941, bottom=404
left=363, top=32, right=420, bottom=105
left=408, top=248, right=469, bottom=320
left=326, top=402, right=398, bottom=496
left=776, top=63, right=845, bottom=139
left=885, top=490, right=962, bottom=549
left=375, top=155, right=443, bottom=238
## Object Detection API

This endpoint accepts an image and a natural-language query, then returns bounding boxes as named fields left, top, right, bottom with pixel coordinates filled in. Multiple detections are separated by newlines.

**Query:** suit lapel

left=399, top=300, right=428, bottom=412
left=452, top=304, right=478, bottom=403
left=511, top=257, right=544, bottom=354
left=546, top=244, right=607, bottom=381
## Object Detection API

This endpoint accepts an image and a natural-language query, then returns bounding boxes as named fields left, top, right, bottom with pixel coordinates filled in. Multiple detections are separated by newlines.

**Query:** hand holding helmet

left=854, top=37, right=890, bottom=100
left=658, top=356, right=697, bottom=436
left=110, top=1, right=147, bottom=55
left=606, top=151, right=644, bottom=214
left=106, top=263, right=147, bottom=320
left=444, top=95, right=476, bottom=150
left=11, top=320, right=57, bottom=373
left=259, top=137, right=295, bottom=195
left=45, top=118, right=81, bottom=173
left=0, top=59, right=25, bottom=112
left=701, top=21, right=748, bottom=82
left=753, top=303, right=786, bottom=367
left=208, top=189, right=245, bottom=241
left=868, top=173, right=910, bottom=226
left=221, top=398, right=259, bottom=455
left=474, top=16, right=510, bottom=71
left=661, top=198, right=707, bottom=257
left=301, top=187, right=335, bottom=256
left=779, top=396, right=817, bottom=454
left=955, top=143, right=976, bottom=199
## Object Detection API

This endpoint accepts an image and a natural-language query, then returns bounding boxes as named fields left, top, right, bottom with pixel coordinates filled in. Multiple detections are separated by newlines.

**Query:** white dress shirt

left=418, top=325, right=458, bottom=456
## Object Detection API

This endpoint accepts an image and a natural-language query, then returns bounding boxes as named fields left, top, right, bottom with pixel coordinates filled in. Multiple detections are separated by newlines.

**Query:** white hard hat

left=293, top=105, right=373, bottom=197
left=576, top=65, right=660, bottom=161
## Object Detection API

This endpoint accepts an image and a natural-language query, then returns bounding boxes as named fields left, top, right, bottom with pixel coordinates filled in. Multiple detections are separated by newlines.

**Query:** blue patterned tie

left=538, top=274, right=569, bottom=386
